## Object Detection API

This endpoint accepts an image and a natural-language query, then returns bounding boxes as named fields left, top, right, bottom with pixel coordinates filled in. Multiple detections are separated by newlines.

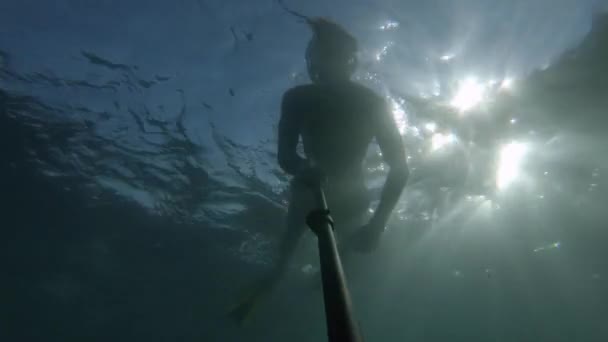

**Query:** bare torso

left=290, top=82, right=380, bottom=180
left=285, top=81, right=385, bottom=218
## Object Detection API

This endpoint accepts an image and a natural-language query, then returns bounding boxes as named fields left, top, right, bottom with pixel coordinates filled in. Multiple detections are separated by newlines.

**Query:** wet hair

left=307, top=18, right=358, bottom=56
left=305, top=18, right=358, bottom=82
left=275, top=2, right=358, bottom=82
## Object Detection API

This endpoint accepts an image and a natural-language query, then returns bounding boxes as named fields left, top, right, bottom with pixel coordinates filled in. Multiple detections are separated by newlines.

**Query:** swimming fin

left=227, top=297, right=258, bottom=325
left=227, top=278, right=273, bottom=325
left=227, top=286, right=262, bottom=325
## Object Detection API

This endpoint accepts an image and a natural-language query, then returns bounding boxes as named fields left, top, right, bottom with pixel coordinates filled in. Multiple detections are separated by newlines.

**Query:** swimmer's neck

left=311, top=78, right=353, bottom=87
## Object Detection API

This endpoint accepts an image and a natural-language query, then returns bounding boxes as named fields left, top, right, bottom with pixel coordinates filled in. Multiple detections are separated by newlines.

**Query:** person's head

left=305, top=18, right=358, bottom=84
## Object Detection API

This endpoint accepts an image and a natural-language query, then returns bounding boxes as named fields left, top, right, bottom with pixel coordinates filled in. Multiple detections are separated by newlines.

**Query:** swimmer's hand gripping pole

left=306, top=183, right=364, bottom=342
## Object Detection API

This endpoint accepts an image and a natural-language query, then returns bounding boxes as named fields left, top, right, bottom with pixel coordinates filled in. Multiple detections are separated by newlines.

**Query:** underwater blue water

left=1, top=0, right=607, bottom=341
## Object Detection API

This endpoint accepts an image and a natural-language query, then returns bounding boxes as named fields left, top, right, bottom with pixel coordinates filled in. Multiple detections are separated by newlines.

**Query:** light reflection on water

left=2, top=2, right=606, bottom=276
left=377, top=54, right=605, bottom=239
left=533, top=241, right=562, bottom=253
left=430, top=132, right=457, bottom=151
left=2, top=3, right=608, bottom=341
left=450, top=76, right=487, bottom=112
left=496, top=141, right=528, bottom=190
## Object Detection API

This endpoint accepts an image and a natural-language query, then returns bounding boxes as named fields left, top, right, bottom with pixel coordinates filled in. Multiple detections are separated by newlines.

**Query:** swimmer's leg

left=228, top=185, right=310, bottom=324
left=303, top=209, right=370, bottom=292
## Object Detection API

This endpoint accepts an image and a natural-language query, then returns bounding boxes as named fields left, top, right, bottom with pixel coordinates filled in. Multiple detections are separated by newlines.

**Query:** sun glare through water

left=496, top=142, right=528, bottom=190
left=500, top=78, right=514, bottom=90
left=431, top=132, right=456, bottom=151
left=390, top=97, right=407, bottom=134
left=450, top=77, right=487, bottom=112
left=424, top=122, right=437, bottom=133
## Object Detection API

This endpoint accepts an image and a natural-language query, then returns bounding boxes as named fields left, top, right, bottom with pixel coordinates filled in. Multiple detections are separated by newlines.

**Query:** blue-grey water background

left=1, top=0, right=608, bottom=341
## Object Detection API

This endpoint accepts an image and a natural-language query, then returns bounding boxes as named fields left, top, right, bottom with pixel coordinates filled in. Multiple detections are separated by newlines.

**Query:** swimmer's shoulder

left=282, top=82, right=384, bottom=111
left=281, top=85, right=315, bottom=119
left=348, top=81, right=383, bottom=104
left=346, top=82, right=387, bottom=122
left=282, top=84, right=317, bottom=103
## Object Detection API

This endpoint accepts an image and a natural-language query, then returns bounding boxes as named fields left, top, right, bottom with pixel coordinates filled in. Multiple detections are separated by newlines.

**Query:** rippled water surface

left=2, top=1, right=607, bottom=341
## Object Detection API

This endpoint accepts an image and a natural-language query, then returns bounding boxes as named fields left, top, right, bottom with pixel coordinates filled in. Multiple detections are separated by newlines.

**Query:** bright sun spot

left=379, top=21, right=399, bottom=31
left=450, top=77, right=486, bottom=112
left=390, top=98, right=406, bottom=134
left=496, top=142, right=528, bottom=190
left=500, top=78, right=514, bottom=90
left=440, top=54, right=454, bottom=61
left=375, top=42, right=393, bottom=61
left=424, top=122, right=437, bottom=132
left=431, top=132, right=456, bottom=151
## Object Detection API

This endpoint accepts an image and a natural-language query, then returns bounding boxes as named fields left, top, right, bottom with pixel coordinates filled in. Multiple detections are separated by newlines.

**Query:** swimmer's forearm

left=278, top=152, right=308, bottom=175
left=371, top=165, right=408, bottom=227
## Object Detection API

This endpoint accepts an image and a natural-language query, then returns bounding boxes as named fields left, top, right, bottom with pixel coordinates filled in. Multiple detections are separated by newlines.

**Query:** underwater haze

left=1, top=0, right=608, bottom=341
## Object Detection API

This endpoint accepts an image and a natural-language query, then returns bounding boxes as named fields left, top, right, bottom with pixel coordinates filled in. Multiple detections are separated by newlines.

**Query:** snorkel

left=278, top=0, right=358, bottom=84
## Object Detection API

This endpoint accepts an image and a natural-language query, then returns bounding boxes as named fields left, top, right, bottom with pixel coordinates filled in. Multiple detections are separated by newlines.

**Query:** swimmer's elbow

left=278, top=153, right=292, bottom=174
left=278, top=152, right=302, bottom=175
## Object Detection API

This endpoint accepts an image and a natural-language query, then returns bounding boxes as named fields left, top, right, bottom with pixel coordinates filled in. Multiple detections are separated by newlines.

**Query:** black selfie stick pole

left=306, top=184, right=363, bottom=342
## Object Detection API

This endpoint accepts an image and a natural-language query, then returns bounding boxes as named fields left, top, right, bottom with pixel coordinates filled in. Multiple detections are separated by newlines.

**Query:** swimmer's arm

left=370, top=104, right=409, bottom=228
left=278, top=90, right=307, bottom=175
